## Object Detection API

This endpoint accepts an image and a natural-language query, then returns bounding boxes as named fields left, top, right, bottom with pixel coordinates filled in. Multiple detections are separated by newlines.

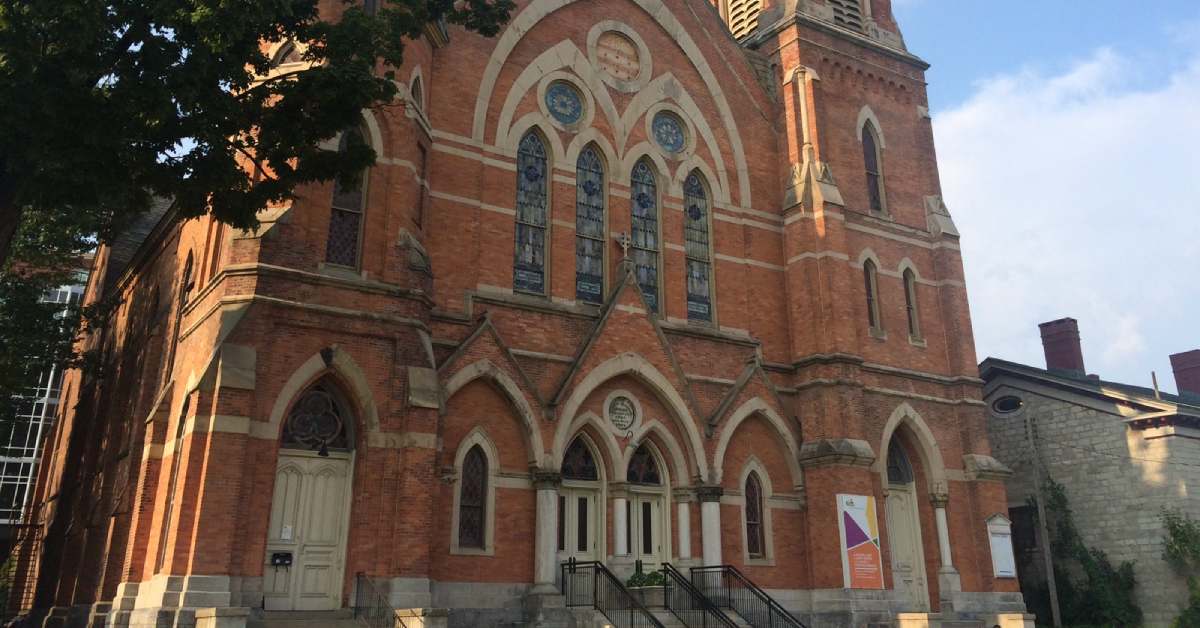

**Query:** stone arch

left=856, top=247, right=882, bottom=270
left=622, top=421, right=688, bottom=486
left=450, top=426, right=500, bottom=554
left=318, top=109, right=388, bottom=161
left=471, top=0, right=751, bottom=207
left=712, top=397, right=803, bottom=490
left=507, top=117, right=565, bottom=166
left=856, top=104, right=886, bottom=149
left=443, top=359, right=547, bottom=467
left=557, top=411, right=623, bottom=481
left=897, top=256, right=920, bottom=280
left=554, top=353, right=708, bottom=482
left=671, top=157, right=723, bottom=205
left=620, top=147, right=673, bottom=189
left=267, top=347, right=380, bottom=443
left=565, top=132, right=620, bottom=173
left=878, top=402, right=947, bottom=495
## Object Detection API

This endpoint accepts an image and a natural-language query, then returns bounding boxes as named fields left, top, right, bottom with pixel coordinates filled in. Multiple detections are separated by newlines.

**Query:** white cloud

left=934, top=47, right=1200, bottom=392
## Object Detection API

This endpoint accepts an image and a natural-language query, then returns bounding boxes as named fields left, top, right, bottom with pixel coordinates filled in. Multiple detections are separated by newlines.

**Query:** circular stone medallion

left=652, top=112, right=686, bottom=153
left=545, top=81, right=583, bottom=125
left=607, top=395, right=638, bottom=431
left=596, top=31, right=641, bottom=83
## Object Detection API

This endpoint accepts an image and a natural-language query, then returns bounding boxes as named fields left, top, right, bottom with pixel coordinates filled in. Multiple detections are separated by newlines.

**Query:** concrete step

left=249, top=609, right=362, bottom=628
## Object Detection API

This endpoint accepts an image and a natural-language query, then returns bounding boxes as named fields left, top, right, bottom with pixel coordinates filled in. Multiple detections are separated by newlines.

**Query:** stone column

left=697, top=486, right=723, bottom=566
left=614, top=496, right=629, bottom=556
left=676, top=501, right=691, bottom=560
left=532, top=471, right=562, bottom=594
left=931, top=493, right=961, bottom=594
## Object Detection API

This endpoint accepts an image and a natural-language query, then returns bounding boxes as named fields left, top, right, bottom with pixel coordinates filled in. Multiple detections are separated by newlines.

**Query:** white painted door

left=886, top=485, right=929, bottom=612
left=630, top=493, right=663, bottom=568
left=264, top=451, right=353, bottom=611
left=557, top=488, right=599, bottom=561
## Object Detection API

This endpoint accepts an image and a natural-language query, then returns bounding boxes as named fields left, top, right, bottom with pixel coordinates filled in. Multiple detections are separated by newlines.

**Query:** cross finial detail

left=615, top=231, right=631, bottom=260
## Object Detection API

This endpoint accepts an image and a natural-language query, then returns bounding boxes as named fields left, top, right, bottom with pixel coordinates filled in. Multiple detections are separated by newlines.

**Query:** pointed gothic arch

left=443, top=359, right=546, bottom=467
left=712, top=397, right=803, bottom=491
left=878, top=402, right=947, bottom=494
left=554, top=353, right=709, bottom=482
left=267, top=347, right=380, bottom=444
left=621, top=421, right=688, bottom=486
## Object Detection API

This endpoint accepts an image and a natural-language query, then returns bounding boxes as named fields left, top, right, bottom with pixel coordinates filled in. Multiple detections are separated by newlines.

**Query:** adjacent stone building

left=981, top=318, right=1200, bottom=627
left=16, top=0, right=1029, bottom=626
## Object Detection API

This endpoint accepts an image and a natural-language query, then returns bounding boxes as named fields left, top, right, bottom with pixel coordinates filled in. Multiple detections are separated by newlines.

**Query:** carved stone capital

left=798, top=438, right=876, bottom=468
left=532, top=470, right=562, bottom=490
left=962, top=454, right=1013, bottom=482
left=695, top=485, right=724, bottom=502
left=930, top=493, right=950, bottom=509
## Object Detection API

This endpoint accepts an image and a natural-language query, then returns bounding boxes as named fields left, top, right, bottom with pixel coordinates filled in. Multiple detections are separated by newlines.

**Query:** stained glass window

left=563, top=437, right=599, bottom=481
left=887, top=441, right=914, bottom=484
left=630, top=160, right=659, bottom=312
left=862, top=123, right=884, bottom=213
left=576, top=147, right=605, bottom=304
left=864, top=260, right=880, bottom=331
left=745, top=471, right=765, bottom=558
left=282, top=381, right=351, bottom=452
left=627, top=445, right=660, bottom=485
left=514, top=132, right=548, bottom=294
left=903, top=269, right=920, bottom=338
left=684, top=172, right=712, bottom=322
left=459, top=445, right=488, bottom=548
left=326, top=128, right=367, bottom=267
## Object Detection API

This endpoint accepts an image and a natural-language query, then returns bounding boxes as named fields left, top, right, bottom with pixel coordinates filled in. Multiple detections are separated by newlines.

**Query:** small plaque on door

left=281, top=524, right=293, bottom=541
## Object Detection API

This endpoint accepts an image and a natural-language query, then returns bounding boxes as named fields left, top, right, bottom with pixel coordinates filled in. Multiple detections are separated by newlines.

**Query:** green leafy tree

left=1163, top=508, right=1200, bottom=628
left=0, top=0, right=515, bottom=266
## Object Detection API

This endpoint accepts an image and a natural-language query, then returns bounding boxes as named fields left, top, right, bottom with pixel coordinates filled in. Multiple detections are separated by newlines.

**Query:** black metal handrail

left=661, top=563, right=737, bottom=628
left=560, top=560, right=664, bottom=628
left=690, top=565, right=807, bottom=628
left=355, top=572, right=418, bottom=628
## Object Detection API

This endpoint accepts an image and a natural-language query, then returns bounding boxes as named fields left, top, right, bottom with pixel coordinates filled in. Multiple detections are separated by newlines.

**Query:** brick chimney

left=1039, top=318, right=1086, bottom=376
left=1170, top=350, right=1200, bottom=398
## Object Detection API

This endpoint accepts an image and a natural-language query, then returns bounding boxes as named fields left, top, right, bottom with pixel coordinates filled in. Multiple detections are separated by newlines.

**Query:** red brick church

left=15, top=0, right=1031, bottom=626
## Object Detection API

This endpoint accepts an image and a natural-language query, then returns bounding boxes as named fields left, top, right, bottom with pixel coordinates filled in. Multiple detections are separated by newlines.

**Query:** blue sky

left=890, top=0, right=1200, bottom=393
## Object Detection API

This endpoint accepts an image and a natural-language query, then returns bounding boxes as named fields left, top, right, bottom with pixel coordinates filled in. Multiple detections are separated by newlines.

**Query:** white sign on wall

left=987, top=515, right=1017, bottom=578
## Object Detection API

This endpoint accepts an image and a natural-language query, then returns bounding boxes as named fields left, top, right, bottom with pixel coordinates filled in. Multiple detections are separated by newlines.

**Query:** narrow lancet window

left=458, top=445, right=488, bottom=549
left=514, top=132, right=548, bottom=294
left=326, top=128, right=367, bottom=268
left=745, top=471, right=765, bottom=558
left=684, top=172, right=712, bottom=322
left=864, top=259, right=881, bottom=331
left=862, top=123, right=885, bottom=213
left=576, top=147, right=605, bottom=303
left=630, top=160, right=660, bottom=312
left=903, top=269, right=921, bottom=339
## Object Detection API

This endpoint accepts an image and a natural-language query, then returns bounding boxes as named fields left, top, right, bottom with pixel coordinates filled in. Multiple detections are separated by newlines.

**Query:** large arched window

left=903, top=268, right=921, bottom=340
left=684, top=171, right=712, bottom=323
left=864, top=259, right=882, bottom=332
left=630, top=160, right=660, bottom=312
left=575, top=146, right=605, bottom=304
left=514, top=131, right=548, bottom=295
left=745, top=471, right=765, bottom=558
left=627, top=445, right=661, bottom=485
left=862, top=122, right=885, bottom=213
left=563, top=437, right=600, bottom=481
left=887, top=440, right=914, bottom=485
left=326, top=128, right=368, bottom=268
left=458, top=445, right=488, bottom=549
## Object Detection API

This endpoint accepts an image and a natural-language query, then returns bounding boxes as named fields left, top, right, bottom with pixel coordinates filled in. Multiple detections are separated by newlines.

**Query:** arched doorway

left=626, top=444, right=668, bottom=568
left=885, top=439, right=929, bottom=611
left=558, top=436, right=604, bottom=562
left=264, top=379, right=355, bottom=611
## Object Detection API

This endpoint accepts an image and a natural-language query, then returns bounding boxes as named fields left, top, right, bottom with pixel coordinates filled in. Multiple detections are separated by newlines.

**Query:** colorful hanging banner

left=837, top=494, right=885, bottom=589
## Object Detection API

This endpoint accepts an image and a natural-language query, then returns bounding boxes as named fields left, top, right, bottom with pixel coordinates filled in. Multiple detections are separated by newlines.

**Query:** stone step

left=249, top=609, right=361, bottom=628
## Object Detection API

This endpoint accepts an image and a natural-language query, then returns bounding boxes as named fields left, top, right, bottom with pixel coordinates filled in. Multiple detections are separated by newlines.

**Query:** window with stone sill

left=745, top=471, right=766, bottom=558
left=514, top=131, right=548, bottom=295
left=903, top=268, right=921, bottom=340
left=861, top=122, right=886, bottom=215
left=326, top=128, right=368, bottom=268
left=863, top=259, right=882, bottom=333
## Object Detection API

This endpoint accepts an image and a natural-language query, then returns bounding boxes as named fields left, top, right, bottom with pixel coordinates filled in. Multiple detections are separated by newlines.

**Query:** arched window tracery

left=563, top=437, right=599, bottom=481
left=887, top=440, right=914, bottom=485
left=576, top=146, right=605, bottom=303
left=627, top=444, right=661, bottom=485
left=281, top=380, right=352, bottom=453
left=514, top=131, right=548, bottom=294
left=630, top=160, right=660, bottom=312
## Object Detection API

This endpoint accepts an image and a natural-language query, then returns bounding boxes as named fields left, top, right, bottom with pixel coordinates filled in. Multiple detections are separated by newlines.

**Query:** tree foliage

left=1025, top=479, right=1142, bottom=628
left=0, top=0, right=515, bottom=265
left=1163, top=508, right=1200, bottom=628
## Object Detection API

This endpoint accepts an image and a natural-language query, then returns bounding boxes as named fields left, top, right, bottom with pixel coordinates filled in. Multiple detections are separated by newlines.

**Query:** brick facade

left=17, top=0, right=1029, bottom=626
